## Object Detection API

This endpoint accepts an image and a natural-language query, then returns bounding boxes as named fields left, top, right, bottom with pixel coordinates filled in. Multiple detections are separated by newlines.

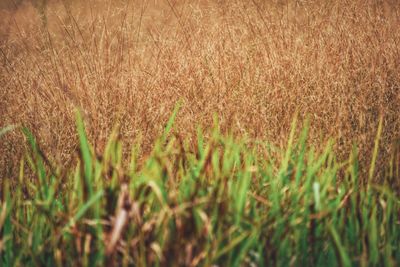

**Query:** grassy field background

left=1, top=0, right=400, bottom=266
left=1, top=0, right=399, bottom=177
left=1, top=108, right=400, bottom=266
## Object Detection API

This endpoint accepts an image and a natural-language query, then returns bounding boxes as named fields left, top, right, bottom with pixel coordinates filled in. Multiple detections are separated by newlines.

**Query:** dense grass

left=1, top=109, right=399, bottom=266
left=1, top=1, right=400, bottom=265
left=1, top=0, right=400, bottom=178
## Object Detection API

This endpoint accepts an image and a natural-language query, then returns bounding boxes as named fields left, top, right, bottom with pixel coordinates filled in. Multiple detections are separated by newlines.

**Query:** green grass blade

left=76, top=111, right=93, bottom=197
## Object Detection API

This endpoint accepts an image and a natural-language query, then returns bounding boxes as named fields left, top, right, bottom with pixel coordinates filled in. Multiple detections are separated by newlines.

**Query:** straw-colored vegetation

left=1, top=0, right=400, bottom=266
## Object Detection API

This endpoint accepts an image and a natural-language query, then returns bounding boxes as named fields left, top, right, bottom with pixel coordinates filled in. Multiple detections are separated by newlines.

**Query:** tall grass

left=1, top=1, right=399, bottom=265
left=1, top=0, right=400, bottom=179
left=1, top=110, right=399, bottom=266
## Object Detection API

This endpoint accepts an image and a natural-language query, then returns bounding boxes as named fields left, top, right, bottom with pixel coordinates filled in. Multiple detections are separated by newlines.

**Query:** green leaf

left=76, top=111, right=93, bottom=197
left=161, top=100, right=182, bottom=143
left=328, top=225, right=351, bottom=267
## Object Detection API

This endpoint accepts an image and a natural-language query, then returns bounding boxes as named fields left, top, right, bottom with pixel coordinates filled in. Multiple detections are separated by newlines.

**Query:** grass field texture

left=1, top=0, right=400, bottom=266
left=1, top=109, right=400, bottom=266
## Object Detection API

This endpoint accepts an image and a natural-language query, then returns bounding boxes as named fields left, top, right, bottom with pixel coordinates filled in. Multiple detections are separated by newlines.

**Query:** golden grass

left=1, top=0, right=400, bottom=178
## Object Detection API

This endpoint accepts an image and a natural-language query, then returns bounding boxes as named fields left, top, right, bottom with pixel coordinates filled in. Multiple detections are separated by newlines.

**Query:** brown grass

left=1, top=0, right=400, bottom=178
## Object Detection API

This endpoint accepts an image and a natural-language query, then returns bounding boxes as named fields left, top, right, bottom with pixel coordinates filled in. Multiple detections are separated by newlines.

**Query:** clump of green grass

left=1, top=110, right=399, bottom=266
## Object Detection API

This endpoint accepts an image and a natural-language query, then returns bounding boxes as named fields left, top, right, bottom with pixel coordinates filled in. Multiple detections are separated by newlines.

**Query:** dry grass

left=1, top=0, right=400, bottom=178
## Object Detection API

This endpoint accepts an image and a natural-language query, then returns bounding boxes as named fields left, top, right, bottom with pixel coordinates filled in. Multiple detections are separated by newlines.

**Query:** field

left=1, top=0, right=400, bottom=266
